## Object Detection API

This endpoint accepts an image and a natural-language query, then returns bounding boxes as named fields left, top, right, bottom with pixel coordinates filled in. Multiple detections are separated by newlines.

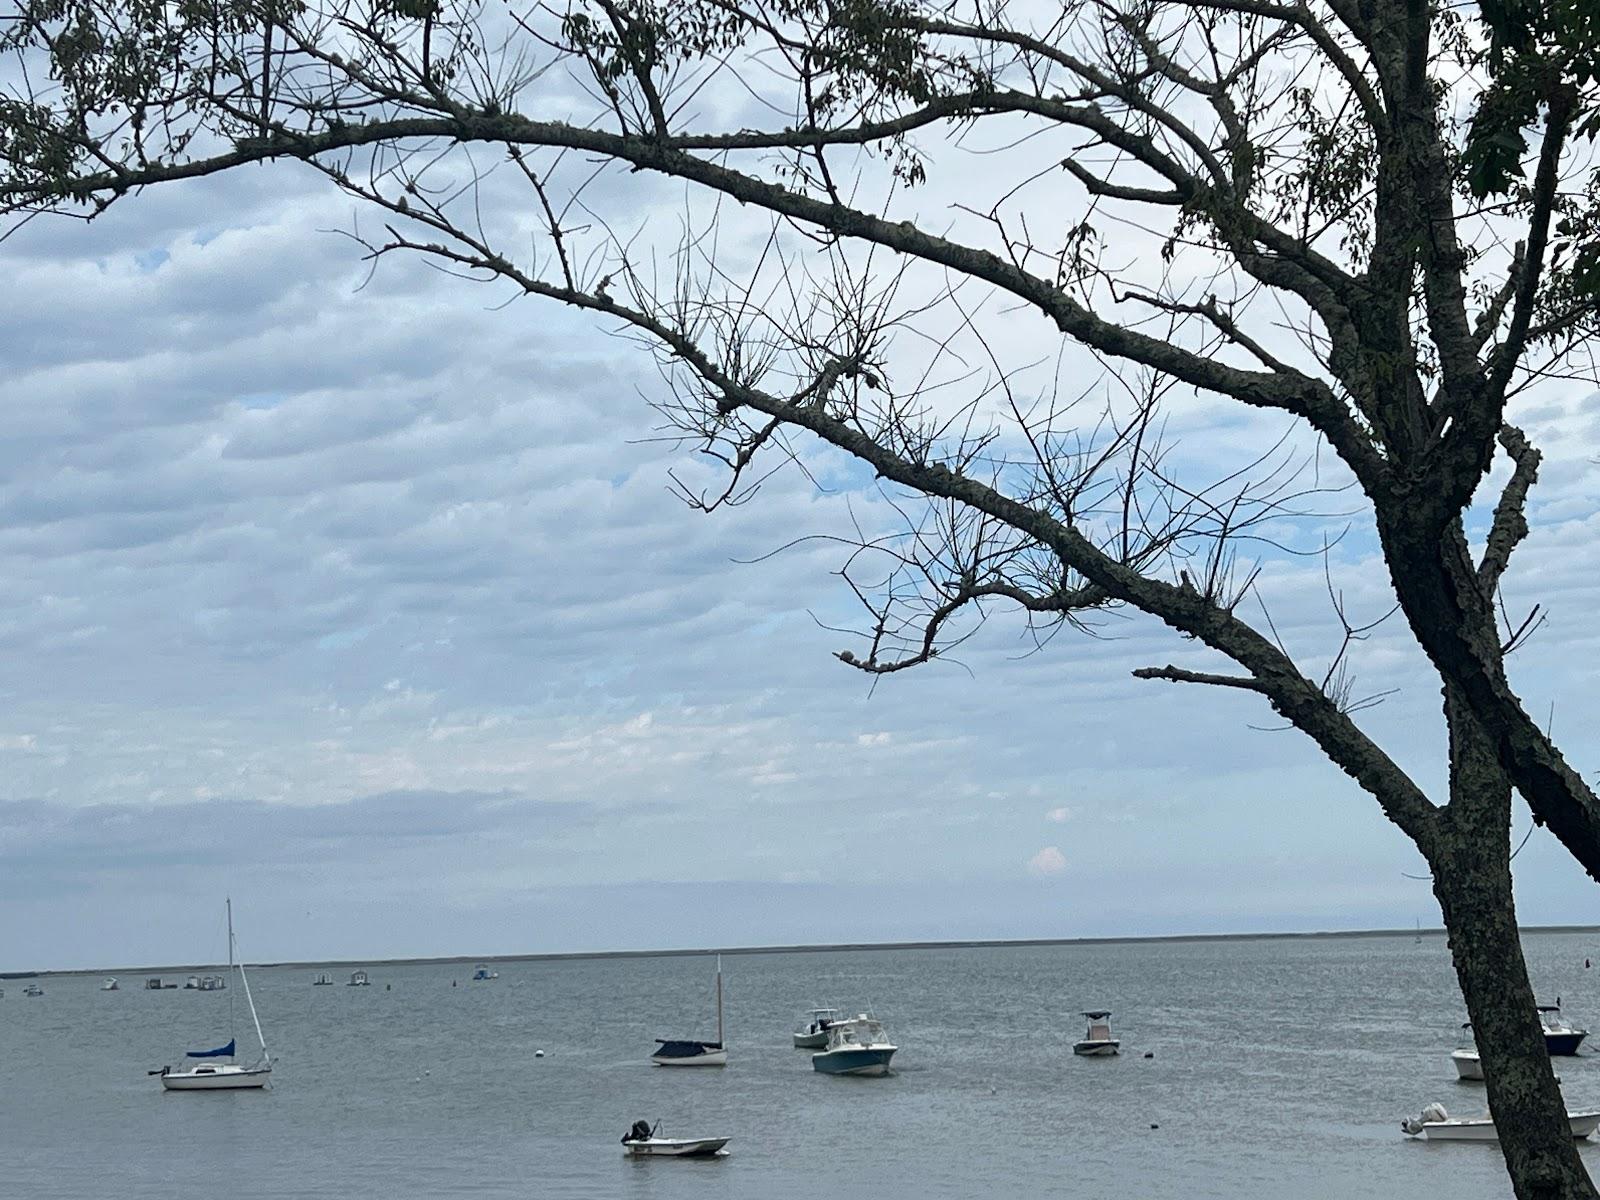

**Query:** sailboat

left=154, top=899, right=272, bottom=1091
left=650, top=955, right=727, bottom=1067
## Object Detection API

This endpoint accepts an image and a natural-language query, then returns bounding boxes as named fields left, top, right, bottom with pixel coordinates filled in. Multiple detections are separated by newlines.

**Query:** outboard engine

left=1402, top=1102, right=1449, bottom=1135
left=622, top=1119, right=652, bottom=1144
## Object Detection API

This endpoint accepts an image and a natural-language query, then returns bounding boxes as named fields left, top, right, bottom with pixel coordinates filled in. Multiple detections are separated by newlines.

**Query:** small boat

left=197, top=974, right=226, bottom=991
left=184, top=975, right=201, bottom=990
left=471, top=964, right=498, bottom=981
left=155, top=900, right=273, bottom=1092
left=22, top=983, right=43, bottom=997
left=620, top=1119, right=730, bottom=1157
left=1539, top=1004, right=1588, bottom=1056
left=812, top=1014, right=897, bottom=1076
left=348, top=970, right=371, bottom=987
left=1073, top=1010, right=1120, bottom=1056
left=1451, top=1047, right=1484, bottom=1081
left=102, top=978, right=119, bottom=991
left=651, top=956, right=727, bottom=1067
left=1403, top=1102, right=1600, bottom=1141
left=312, top=972, right=333, bottom=986
left=793, top=1008, right=841, bottom=1049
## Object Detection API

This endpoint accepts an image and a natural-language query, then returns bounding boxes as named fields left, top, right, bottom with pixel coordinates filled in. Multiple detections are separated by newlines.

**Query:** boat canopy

left=653, top=1039, right=723, bottom=1057
left=826, top=1018, right=888, bottom=1048
left=187, top=1038, right=235, bottom=1059
left=1083, top=1010, right=1112, bottom=1019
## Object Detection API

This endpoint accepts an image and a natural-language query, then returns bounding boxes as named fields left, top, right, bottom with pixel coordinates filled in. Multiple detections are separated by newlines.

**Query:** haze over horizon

left=3, top=143, right=1599, bottom=976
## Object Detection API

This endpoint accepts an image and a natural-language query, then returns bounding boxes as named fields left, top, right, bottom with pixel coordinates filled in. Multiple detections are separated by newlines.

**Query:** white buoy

left=535, top=1050, right=545, bottom=1058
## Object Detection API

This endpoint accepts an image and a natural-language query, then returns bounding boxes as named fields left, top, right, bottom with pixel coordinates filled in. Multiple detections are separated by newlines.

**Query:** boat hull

left=1414, top=1112, right=1600, bottom=1141
left=1073, top=1039, right=1120, bottom=1057
left=1451, top=1050, right=1484, bottom=1081
left=624, top=1137, right=730, bottom=1157
left=813, top=1047, right=896, bottom=1076
left=650, top=1049, right=728, bottom=1067
left=160, top=1067, right=271, bottom=1091
left=1546, top=1031, right=1587, bottom=1057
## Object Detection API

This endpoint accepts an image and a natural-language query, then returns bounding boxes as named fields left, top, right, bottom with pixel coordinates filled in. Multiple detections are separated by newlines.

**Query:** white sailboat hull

left=160, top=1066, right=271, bottom=1091
left=651, top=1049, right=728, bottom=1067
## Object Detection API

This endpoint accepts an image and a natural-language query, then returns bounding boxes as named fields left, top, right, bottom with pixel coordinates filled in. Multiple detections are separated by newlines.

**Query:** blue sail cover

left=187, top=1038, right=235, bottom=1058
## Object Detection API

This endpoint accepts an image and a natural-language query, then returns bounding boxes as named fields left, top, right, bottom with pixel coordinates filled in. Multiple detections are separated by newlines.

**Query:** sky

left=3, top=74, right=1600, bottom=974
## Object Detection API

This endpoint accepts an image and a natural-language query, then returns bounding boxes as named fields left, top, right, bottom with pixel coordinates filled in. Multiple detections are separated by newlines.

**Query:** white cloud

left=857, top=731, right=891, bottom=747
left=1027, top=846, right=1067, bottom=876
left=1046, top=806, right=1073, bottom=823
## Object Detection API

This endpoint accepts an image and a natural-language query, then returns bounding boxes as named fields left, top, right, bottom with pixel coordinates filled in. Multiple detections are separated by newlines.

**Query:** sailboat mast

left=230, top=898, right=270, bottom=1064
left=716, top=954, right=723, bottom=1047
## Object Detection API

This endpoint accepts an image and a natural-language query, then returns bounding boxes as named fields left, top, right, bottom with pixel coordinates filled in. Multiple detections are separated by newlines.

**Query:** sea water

left=6, top=932, right=1599, bottom=1198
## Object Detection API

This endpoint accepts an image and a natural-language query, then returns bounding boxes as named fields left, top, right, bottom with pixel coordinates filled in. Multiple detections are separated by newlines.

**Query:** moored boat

left=155, top=900, right=272, bottom=1092
left=22, top=983, right=43, bottom=997
left=1073, top=1010, right=1120, bottom=1057
left=651, top=956, right=728, bottom=1067
left=102, top=978, right=119, bottom=991
left=348, top=970, right=371, bottom=987
left=1451, top=1047, right=1484, bottom=1081
left=812, top=1014, right=896, bottom=1076
left=793, top=1008, right=841, bottom=1049
left=1403, top=1102, right=1600, bottom=1141
left=1539, top=1004, right=1588, bottom=1056
left=312, top=972, right=333, bottom=986
left=471, top=964, right=498, bottom=981
left=620, top=1119, right=730, bottom=1157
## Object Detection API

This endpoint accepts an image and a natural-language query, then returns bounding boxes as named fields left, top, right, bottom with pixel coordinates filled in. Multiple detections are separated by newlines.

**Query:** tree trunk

left=1431, top=691, right=1598, bottom=1200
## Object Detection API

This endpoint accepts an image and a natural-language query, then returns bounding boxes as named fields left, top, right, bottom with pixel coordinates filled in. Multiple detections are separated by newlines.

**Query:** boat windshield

left=828, top=1019, right=886, bottom=1048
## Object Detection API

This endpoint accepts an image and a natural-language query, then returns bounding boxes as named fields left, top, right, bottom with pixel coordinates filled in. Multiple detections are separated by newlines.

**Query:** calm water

left=7, top=934, right=1600, bottom=1198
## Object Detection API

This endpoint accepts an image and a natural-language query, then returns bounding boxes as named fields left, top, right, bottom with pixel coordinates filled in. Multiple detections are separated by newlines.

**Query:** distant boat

left=1403, top=1102, right=1600, bottom=1141
left=651, top=956, right=727, bottom=1067
left=1073, top=1010, right=1121, bottom=1057
left=620, top=1119, right=730, bottom=1157
left=348, top=970, right=371, bottom=987
left=101, top=978, right=119, bottom=991
left=471, top=964, right=498, bottom=981
left=197, top=974, right=226, bottom=991
left=22, top=983, right=43, bottom=997
left=154, top=900, right=272, bottom=1091
left=793, top=1007, right=842, bottom=1049
left=1414, top=919, right=1422, bottom=945
left=311, top=972, right=333, bottom=986
left=1539, top=1004, right=1588, bottom=1056
left=812, top=1014, right=896, bottom=1076
left=184, top=975, right=201, bottom=990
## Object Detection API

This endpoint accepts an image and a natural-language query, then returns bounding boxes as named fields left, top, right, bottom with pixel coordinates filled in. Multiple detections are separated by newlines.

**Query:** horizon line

left=20, top=922, right=1600, bottom=978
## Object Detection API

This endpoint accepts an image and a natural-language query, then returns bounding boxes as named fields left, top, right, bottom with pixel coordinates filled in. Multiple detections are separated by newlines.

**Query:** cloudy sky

left=3, top=96, right=1600, bottom=972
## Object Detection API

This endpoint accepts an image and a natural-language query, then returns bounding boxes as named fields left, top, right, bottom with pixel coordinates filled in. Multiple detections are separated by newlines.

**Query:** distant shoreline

left=22, top=923, right=1600, bottom=979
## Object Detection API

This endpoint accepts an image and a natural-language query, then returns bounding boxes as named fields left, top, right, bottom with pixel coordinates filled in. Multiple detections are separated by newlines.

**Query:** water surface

left=7, top=933, right=1600, bottom=1198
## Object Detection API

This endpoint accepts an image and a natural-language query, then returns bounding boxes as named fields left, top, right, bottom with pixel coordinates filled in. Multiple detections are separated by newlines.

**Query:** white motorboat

left=1073, top=1010, right=1120, bottom=1056
left=1403, top=1102, right=1600, bottom=1141
left=311, top=972, right=333, bottom=986
left=348, top=970, right=371, bottom=987
left=197, top=974, right=226, bottom=991
left=101, top=978, right=119, bottom=991
left=184, top=975, right=201, bottom=990
left=1451, top=1048, right=1484, bottom=1081
left=793, top=1008, right=841, bottom=1049
left=156, top=900, right=273, bottom=1092
left=652, top=956, right=728, bottom=1067
left=22, top=983, right=43, bottom=997
left=621, top=1120, right=730, bottom=1157
left=812, top=1014, right=897, bottom=1076
left=471, top=964, right=498, bottom=981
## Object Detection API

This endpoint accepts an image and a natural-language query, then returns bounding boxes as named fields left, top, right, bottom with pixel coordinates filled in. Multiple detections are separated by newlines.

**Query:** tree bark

left=1431, top=690, right=1597, bottom=1199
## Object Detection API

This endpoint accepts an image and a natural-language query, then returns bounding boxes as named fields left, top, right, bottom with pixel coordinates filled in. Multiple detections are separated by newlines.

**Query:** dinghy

left=1403, top=1102, right=1600, bottom=1141
left=621, top=1119, right=730, bottom=1157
